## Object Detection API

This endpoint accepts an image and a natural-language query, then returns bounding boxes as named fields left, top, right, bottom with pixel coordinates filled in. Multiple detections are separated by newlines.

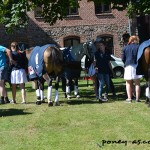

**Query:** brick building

left=0, top=0, right=138, bottom=57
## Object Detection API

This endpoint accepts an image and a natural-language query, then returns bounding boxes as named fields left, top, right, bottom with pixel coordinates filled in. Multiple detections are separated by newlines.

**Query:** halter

left=84, top=40, right=96, bottom=59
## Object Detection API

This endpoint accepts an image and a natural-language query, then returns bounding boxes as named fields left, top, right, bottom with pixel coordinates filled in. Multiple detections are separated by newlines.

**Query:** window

left=97, top=36, right=114, bottom=54
left=66, top=6, right=78, bottom=16
left=66, top=0, right=79, bottom=16
left=95, top=2, right=111, bottom=14
left=64, top=37, right=80, bottom=47
left=34, top=6, right=43, bottom=18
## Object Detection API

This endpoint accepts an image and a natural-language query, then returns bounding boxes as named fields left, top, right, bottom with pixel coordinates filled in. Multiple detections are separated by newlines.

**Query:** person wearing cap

left=0, top=44, right=16, bottom=104
left=94, top=40, right=113, bottom=102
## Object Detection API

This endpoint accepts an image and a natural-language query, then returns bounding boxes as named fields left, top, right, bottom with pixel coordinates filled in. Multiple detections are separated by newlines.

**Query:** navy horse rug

left=28, top=44, right=56, bottom=80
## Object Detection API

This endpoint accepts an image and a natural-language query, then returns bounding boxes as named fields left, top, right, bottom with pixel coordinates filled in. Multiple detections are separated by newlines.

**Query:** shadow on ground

left=0, top=108, right=32, bottom=117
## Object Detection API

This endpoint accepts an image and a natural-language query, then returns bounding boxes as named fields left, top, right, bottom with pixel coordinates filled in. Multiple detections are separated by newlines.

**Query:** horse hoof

left=48, top=102, right=53, bottom=107
left=36, top=101, right=42, bottom=105
left=54, top=102, right=60, bottom=106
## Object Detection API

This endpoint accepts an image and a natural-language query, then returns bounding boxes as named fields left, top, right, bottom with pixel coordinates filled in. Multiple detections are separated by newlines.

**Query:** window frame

left=66, top=6, right=79, bottom=16
left=95, top=2, right=111, bottom=14
left=97, top=35, right=114, bottom=54
left=34, top=6, right=43, bottom=18
left=64, top=37, right=80, bottom=47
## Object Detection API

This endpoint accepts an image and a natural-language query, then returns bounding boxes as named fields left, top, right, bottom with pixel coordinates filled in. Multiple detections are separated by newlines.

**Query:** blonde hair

left=128, top=36, right=139, bottom=44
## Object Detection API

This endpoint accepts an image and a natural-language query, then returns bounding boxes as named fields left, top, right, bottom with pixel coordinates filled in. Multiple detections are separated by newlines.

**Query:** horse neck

left=70, top=44, right=87, bottom=61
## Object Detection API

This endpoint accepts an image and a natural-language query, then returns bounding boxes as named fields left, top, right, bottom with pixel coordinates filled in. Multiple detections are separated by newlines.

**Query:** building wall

left=0, top=0, right=131, bottom=57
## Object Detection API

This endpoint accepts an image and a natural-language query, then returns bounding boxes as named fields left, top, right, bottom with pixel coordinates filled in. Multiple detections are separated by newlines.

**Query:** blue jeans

left=97, top=73, right=110, bottom=97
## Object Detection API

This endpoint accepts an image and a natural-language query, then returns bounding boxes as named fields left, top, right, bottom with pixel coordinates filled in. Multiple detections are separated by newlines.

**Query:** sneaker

left=10, top=100, right=16, bottom=104
left=103, top=94, right=108, bottom=101
left=104, top=93, right=108, bottom=99
left=99, top=97, right=107, bottom=102
left=21, top=101, right=26, bottom=104
left=125, top=99, right=132, bottom=103
left=102, top=98, right=108, bottom=102
left=75, top=94, right=80, bottom=98
left=136, top=99, right=141, bottom=103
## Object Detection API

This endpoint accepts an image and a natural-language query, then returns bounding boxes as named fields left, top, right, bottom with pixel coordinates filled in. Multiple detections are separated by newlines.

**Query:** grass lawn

left=0, top=78, right=150, bottom=150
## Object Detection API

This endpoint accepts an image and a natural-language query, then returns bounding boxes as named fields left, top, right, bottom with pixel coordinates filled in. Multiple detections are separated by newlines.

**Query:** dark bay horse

left=18, top=41, right=95, bottom=105
left=136, top=39, right=150, bottom=105
left=19, top=44, right=63, bottom=106
left=60, top=40, right=96, bottom=99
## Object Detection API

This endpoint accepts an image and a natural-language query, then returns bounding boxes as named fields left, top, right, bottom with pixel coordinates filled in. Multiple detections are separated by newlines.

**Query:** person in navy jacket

left=122, top=36, right=142, bottom=103
left=94, top=41, right=114, bottom=102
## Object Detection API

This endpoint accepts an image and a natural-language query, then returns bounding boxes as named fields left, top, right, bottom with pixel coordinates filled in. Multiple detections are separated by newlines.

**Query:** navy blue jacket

left=94, top=51, right=112, bottom=74
left=122, top=43, right=139, bottom=67
left=11, top=51, right=26, bottom=70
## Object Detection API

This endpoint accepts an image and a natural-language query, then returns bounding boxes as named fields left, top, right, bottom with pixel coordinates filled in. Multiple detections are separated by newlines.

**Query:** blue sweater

left=122, top=43, right=139, bottom=67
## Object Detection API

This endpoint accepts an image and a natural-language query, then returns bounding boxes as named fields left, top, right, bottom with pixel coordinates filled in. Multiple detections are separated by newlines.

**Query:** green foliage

left=0, top=0, right=31, bottom=32
left=0, top=0, right=150, bottom=32
left=127, top=0, right=150, bottom=18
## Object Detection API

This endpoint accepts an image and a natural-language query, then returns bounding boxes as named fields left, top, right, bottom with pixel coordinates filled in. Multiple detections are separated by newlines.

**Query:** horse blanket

left=61, top=47, right=75, bottom=62
left=28, top=44, right=56, bottom=80
left=136, top=39, right=150, bottom=75
left=61, top=47, right=81, bottom=79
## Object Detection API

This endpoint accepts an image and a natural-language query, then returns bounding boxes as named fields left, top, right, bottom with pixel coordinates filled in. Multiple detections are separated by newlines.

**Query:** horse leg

left=38, top=79, right=45, bottom=103
left=74, top=78, right=80, bottom=98
left=66, top=78, right=71, bottom=99
left=54, top=76, right=60, bottom=106
left=43, top=73, right=53, bottom=107
left=147, top=66, right=150, bottom=107
left=148, top=86, right=150, bottom=107
left=33, top=80, right=41, bottom=105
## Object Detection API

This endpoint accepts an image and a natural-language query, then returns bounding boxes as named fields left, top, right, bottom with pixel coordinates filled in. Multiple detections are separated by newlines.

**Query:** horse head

left=83, top=40, right=96, bottom=60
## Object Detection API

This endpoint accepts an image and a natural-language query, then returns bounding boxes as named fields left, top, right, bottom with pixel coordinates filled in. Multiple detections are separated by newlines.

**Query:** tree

left=0, top=0, right=150, bottom=32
